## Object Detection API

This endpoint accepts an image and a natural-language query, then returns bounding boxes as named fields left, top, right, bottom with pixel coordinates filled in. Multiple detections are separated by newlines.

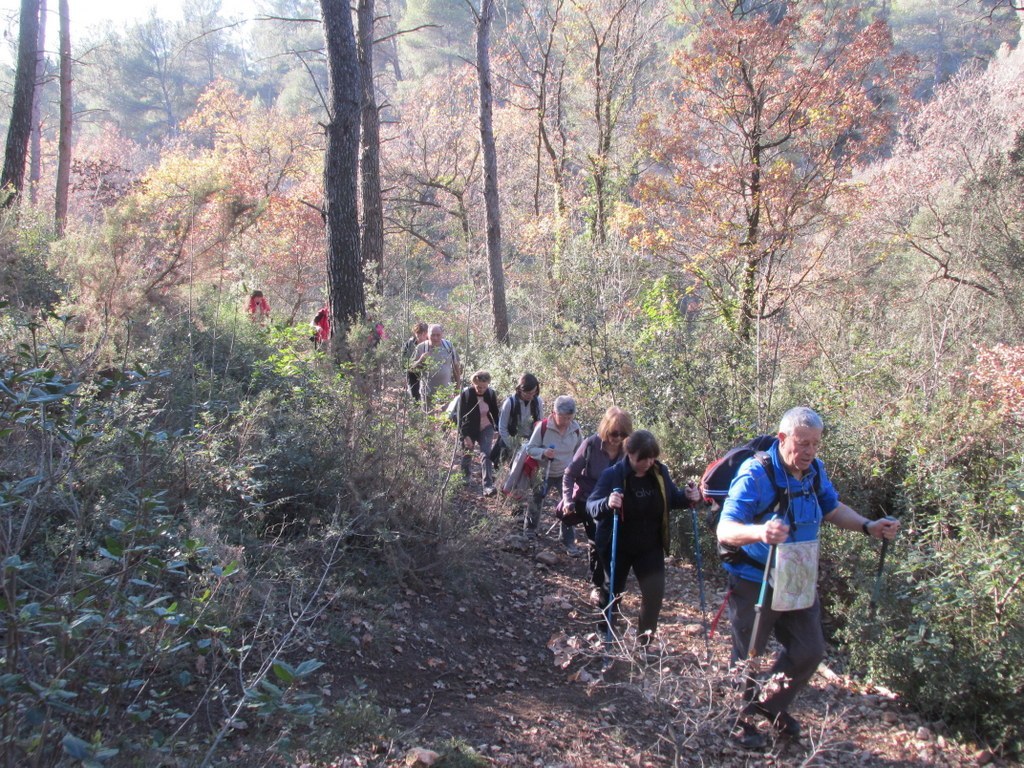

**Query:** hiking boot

left=483, top=485, right=496, bottom=497
left=638, top=643, right=663, bottom=665
left=746, top=703, right=801, bottom=739
left=770, top=711, right=801, bottom=739
left=731, top=719, right=768, bottom=750
left=565, top=544, right=584, bottom=557
left=524, top=527, right=538, bottom=540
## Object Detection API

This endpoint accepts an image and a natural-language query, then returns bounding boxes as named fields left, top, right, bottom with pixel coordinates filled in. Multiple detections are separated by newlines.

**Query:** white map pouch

left=770, top=539, right=819, bottom=611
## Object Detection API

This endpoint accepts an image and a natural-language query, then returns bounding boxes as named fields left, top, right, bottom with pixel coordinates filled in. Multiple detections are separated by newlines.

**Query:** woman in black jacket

left=454, top=370, right=501, bottom=496
left=586, top=430, right=699, bottom=645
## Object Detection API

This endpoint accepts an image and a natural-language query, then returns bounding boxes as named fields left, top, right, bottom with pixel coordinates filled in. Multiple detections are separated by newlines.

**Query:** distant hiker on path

left=452, top=370, right=500, bottom=497
left=587, top=430, right=699, bottom=647
left=247, top=290, right=270, bottom=323
left=403, top=322, right=429, bottom=401
left=523, top=395, right=582, bottom=547
left=411, top=324, right=462, bottom=409
left=563, top=407, right=632, bottom=605
left=717, top=406, right=900, bottom=749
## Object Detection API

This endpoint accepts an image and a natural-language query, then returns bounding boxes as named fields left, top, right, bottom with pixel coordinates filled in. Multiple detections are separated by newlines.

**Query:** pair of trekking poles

left=742, top=514, right=899, bottom=661
left=602, top=486, right=716, bottom=657
left=604, top=490, right=897, bottom=664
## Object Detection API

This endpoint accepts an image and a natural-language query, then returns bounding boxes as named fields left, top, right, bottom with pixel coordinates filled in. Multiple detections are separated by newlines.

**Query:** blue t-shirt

left=720, top=442, right=840, bottom=583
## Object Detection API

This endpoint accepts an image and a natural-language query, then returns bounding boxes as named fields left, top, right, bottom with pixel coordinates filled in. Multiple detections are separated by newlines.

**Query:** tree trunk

left=738, top=138, right=763, bottom=343
left=28, top=0, right=45, bottom=204
left=1, top=0, right=41, bottom=207
left=475, top=0, right=510, bottom=345
left=357, top=0, right=384, bottom=291
left=55, top=0, right=72, bottom=236
left=320, top=0, right=365, bottom=349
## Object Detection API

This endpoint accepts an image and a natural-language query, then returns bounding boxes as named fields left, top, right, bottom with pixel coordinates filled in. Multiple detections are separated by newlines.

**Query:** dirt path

left=322, top=491, right=1000, bottom=768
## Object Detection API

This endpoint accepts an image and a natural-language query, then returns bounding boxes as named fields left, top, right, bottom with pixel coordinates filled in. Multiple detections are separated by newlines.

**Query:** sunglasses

left=608, top=431, right=629, bottom=439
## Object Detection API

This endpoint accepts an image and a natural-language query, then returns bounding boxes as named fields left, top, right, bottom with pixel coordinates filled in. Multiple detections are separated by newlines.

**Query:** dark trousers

left=406, top=371, right=420, bottom=401
left=599, top=545, right=665, bottom=642
left=461, top=426, right=495, bottom=487
left=727, top=573, right=825, bottom=716
left=577, top=499, right=603, bottom=590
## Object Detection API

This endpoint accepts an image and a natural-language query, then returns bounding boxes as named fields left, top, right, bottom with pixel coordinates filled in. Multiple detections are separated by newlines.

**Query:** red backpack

left=700, top=434, right=820, bottom=565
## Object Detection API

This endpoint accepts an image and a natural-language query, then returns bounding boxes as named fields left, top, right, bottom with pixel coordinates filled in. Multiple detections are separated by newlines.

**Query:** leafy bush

left=0, top=298, right=499, bottom=765
left=831, top=395, right=1024, bottom=754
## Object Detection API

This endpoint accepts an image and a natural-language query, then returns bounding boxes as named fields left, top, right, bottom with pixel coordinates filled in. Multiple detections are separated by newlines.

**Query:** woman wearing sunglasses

left=562, top=407, right=633, bottom=597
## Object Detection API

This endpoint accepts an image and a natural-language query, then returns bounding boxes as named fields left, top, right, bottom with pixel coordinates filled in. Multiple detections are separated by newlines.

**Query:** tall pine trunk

left=475, top=0, right=510, bottom=345
left=55, top=0, right=72, bottom=235
left=1, top=0, right=41, bottom=206
left=357, top=0, right=384, bottom=291
left=320, top=0, right=365, bottom=351
left=28, top=0, right=45, bottom=203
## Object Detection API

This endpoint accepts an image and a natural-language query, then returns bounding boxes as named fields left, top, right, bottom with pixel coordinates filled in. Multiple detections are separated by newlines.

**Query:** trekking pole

left=868, top=516, right=899, bottom=621
left=605, top=487, right=623, bottom=647
left=748, top=542, right=775, bottom=660
left=688, top=484, right=712, bottom=662
left=741, top=517, right=779, bottom=710
left=540, top=445, right=555, bottom=496
left=540, top=446, right=559, bottom=534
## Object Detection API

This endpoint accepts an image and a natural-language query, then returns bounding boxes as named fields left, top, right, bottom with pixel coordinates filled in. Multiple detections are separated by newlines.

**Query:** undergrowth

left=0, top=303, right=495, bottom=766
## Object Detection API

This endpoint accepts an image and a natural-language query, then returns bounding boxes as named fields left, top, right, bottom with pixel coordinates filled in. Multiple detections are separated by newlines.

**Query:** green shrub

left=830, top=396, right=1024, bottom=754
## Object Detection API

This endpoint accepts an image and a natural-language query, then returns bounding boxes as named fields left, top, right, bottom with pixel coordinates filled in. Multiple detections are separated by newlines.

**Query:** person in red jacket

left=311, top=305, right=331, bottom=348
left=247, top=290, right=270, bottom=323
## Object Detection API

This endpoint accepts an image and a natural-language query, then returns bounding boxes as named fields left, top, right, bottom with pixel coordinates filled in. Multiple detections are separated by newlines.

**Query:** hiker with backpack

left=562, top=407, right=633, bottom=603
left=451, top=370, right=501, bottom=497
left=587, top=430, right=700, bottom=648
left=411, top=324, right=462, bottom=409
left=495, top=373, right=543, bottom=465
left=522, top=396, right=582, bottom=544
left=402, top=322, right=429, bottom=401
left=715, top=407, right=900, bottom=749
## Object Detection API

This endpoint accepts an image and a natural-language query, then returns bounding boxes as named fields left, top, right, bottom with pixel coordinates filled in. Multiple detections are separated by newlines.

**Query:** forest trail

left=319, top=487, right=998, bottom=768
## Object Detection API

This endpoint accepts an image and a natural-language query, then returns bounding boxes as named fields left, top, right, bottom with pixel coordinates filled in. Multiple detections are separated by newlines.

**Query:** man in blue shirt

left=717, top=407, right=900, bottom=749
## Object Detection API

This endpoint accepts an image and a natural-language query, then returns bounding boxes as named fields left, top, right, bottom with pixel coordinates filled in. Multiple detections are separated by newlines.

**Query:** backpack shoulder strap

left=577, top=435, right=596, bottom=478
left=753, top=450, right=789, bottom=520
left=811, top=458, right=823, bottom=494
left=503, top=395, right=520, bottom=436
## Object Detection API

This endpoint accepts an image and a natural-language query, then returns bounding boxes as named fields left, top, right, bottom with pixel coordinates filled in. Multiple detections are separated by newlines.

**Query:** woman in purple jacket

left=562, top=407, right=632, bottom=599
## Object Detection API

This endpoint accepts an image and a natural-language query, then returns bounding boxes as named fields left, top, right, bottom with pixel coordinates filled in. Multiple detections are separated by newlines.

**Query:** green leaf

left=295, top=659, right=325, bottom=678
left=61, top=733, right=92, bottom=759
left=212, top=559, right=240, bottom=578
left=271, top=661, right=295, bottom=684
left=3, top=555, right=33, bottom=571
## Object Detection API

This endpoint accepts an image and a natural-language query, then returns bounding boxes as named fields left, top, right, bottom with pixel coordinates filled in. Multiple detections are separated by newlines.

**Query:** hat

left=554, top=395, right=576, bottom=415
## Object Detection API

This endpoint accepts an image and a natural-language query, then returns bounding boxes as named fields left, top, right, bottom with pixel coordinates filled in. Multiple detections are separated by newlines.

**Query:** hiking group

left=397, top=322, right=903, bottom=750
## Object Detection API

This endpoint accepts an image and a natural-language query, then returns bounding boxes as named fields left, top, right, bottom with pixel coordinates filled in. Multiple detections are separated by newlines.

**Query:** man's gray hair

left=428, top=324, right=444, bottom=335
left=779, top=406, right=823, bottom=434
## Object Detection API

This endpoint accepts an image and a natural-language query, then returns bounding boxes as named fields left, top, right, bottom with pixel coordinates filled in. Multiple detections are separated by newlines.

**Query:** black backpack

left=505, top=394, right=541, bottom=438
left=488, top=395, right=538, bottom=466
left=699, top=435, right=820, bottom=566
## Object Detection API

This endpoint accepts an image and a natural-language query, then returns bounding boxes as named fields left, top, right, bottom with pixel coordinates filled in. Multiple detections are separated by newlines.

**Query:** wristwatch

left=861, top=520, right=871, bottom=536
